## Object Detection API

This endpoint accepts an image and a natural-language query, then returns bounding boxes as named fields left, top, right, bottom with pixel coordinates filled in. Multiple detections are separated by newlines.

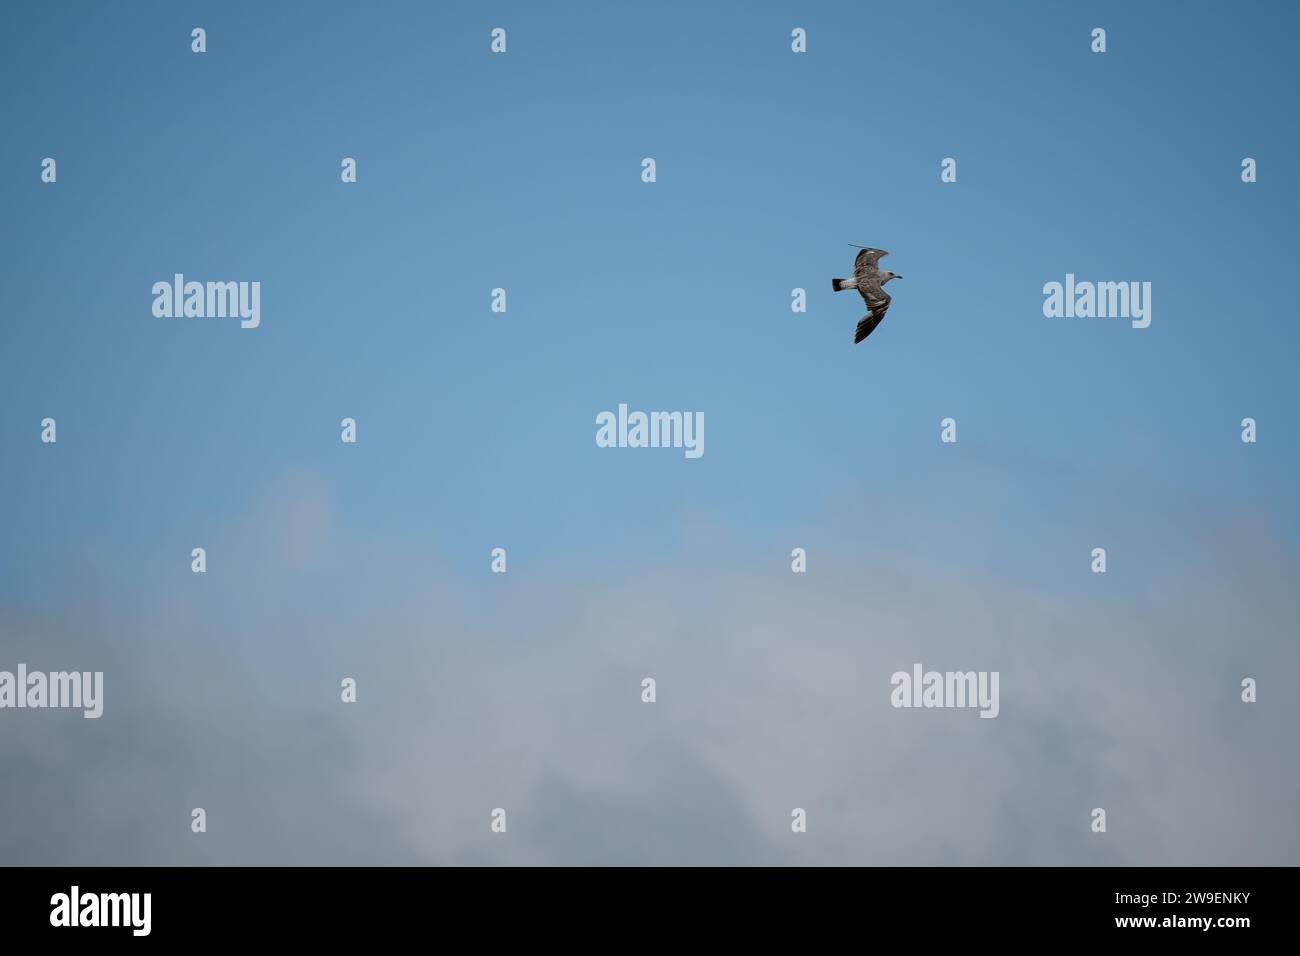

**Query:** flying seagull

left=832, top=247, right=902, bottom=343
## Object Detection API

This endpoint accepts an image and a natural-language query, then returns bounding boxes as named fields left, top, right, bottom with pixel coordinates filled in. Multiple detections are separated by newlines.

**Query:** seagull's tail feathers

left=832, top=277, right=856, bottom=292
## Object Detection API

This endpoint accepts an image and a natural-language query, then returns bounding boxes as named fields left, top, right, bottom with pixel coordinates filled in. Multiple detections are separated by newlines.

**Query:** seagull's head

left=881, top=271, right=902, bottom=283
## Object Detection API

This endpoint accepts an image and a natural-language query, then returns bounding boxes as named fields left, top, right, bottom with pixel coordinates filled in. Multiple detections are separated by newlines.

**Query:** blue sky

left=1, top=2, right=1298, bottom=864
left=4, top=0, right=1297, bottom=596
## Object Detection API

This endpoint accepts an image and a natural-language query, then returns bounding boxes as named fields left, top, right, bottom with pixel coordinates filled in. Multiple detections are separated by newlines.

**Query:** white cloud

left=2, top=471, right=1296, bottom=865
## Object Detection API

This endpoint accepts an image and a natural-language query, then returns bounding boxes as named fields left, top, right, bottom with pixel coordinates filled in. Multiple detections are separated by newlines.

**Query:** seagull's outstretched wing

left=854, top=278, right=891, bottom=343
left=853, top=248, right=889, bottom=279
